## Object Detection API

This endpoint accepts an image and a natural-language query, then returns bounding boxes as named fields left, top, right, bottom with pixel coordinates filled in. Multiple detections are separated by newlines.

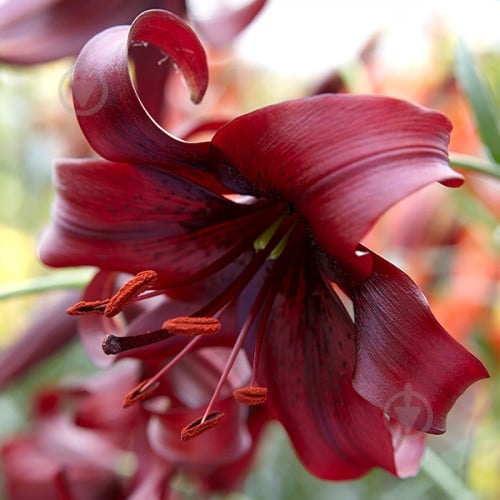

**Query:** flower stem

left=0, top=269, right=94, bottom=300
left=420, top=447, right=477, bottom=500
left=450, top=153, right=500, bottom=180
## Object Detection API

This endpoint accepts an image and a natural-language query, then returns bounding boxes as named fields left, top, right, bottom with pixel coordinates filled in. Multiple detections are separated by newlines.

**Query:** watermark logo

left=58, top=67, right=108, bottom=116
left=384, top=383, right=433, bottom=435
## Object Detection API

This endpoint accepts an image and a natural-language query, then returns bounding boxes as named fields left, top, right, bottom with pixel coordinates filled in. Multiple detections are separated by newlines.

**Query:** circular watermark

left=383, top=383, right=433, bottom=436
left=58, top=67, right=109, bottom=116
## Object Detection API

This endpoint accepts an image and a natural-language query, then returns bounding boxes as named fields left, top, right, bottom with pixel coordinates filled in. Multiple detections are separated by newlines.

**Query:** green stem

left=450, top=153, right=500, bottom=180
left=420, top=447, right=477, bottom=500
left=0, top=269, right=94, bottom=300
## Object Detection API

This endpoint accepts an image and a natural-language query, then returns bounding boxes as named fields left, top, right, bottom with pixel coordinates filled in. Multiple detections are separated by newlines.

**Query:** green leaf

left=450, top=153, right=500, bottom=180
left=455, top=40, right=500, bottom=164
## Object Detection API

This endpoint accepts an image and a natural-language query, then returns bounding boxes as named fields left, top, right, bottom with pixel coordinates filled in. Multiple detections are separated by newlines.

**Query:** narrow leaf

left=455, top=40, right=500, bottom=164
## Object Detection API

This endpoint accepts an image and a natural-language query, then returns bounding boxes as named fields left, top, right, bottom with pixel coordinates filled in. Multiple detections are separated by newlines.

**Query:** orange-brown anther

left=233, top=386, right=267, bottom=405
left=104, top=270, right=158, bottom=317
left=180, top=411, right=224, bottom=441
left=66, top=299, right=108, bottom=316
left=162, top=316, right=221, bottom=337
left=122, top=378, right=160, bottom=408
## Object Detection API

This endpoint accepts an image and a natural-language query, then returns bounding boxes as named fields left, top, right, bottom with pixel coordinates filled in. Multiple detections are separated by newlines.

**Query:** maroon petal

left=1, top=437, right=62, bottom=499
left=0, top=291, right=79, bottom=389
left=351, top=251, right=489, bottom=434
left=257, top=243, right=402, bottom=479
left=0, top=0, right=160, bottom=64
left=2, top=426, right=122, bottom=500
left=62, top=359, right=143, bottom=431
left=128, top=42, right=171, bottom=123
left=148, top=395, right=250, bottom=467
left=72, top=9, right=209, bottom=165
left=126, top=455, right=173, bottom=500
left=196, top=406, right=270, bottom=493
left=144, top=348, right=252, bottom=466
left=192, top=0, right=267, bottom=48
left=38, top=159, right=277, bottom=286
left=211, top=94, right=462, bottom=268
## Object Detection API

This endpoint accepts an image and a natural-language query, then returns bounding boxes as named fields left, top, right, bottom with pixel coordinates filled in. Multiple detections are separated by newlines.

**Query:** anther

left=162, top=316, right=221, bottom=337
left=104, top=270, right=158, bottom=317
left=122, top=378, right=160, bottom=408
left=233, top=386, right=267, bottom=405
left=180, top=411, right=224, bottom=441
left=66, top=299, right=108, bottom=316
left=102, top=329, right=173, bottom=355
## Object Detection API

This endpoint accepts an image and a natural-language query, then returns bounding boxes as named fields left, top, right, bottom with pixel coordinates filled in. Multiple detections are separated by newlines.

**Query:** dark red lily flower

left=1, top=345, right=265, bottom=499
left=38, top=10, right=488, bottom=481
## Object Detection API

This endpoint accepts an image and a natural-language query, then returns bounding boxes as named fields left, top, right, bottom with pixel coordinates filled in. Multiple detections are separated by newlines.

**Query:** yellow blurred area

left=0, top=224, right=43, bottom=345
left=468, top=418, right=500, bottom=499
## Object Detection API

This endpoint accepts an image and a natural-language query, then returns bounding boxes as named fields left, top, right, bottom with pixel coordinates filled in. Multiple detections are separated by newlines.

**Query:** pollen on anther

left=104, top=270, right=158, bottom=317
left=180, top=411, right=224, bottom=441
left=66, top=299, right=108, bottom=316
left=233, top=386, right=267, bottom=405
left=122, top=378, right=160, bottom=408
left=162, top=316, right=221, bottom=337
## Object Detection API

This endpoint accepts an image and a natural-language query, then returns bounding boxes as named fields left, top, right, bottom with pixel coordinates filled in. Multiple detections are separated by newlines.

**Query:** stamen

left=180, top=411, right=224, bottom=441
left=104, top=270, right=158, bottom=317
left=189, top=222, right=299, bottom=428
left=233, top=386, right=267, bottom=405
left=253, top=214, right=285, bottom=252
left=122, top=379, right=160, bottom=408
left=66, top=298, right=109, bottom=316
left=102, top=329, right=173, bottom=355
left=122, top=335, right=203, bottom=408
left=162, top=316, right=221, bottom=336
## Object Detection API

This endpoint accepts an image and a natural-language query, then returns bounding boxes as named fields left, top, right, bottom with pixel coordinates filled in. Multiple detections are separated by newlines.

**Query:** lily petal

left=146, top=348, right=252, bottom=467
left=257, top=243, right=401, bottom=479
left=0, top=291, right=79, bottom=389
left=0, top=0, right=166, bottom=64
left=38, top=159, right=278, bottom=286
left=351, top=251, right=489, bottom=433
left=211, top=94, right=462, bottom=268
left=72, top=9, right=209, bottom=165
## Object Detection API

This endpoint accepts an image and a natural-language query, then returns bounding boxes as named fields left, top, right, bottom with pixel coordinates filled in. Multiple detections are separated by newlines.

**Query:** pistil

left=102, top=317, right=220, bottom=355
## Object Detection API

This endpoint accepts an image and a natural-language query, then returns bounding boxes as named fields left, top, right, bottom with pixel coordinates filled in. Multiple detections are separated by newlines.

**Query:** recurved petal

left=351, top=251, right=489, bottom=434
left=38, top=159, right=277, bottom=286
left=72, top=9, right=209, bottom=165
left=211, top=94, right=462, bottom=269
left=257, top=243, right=403, bottom=479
